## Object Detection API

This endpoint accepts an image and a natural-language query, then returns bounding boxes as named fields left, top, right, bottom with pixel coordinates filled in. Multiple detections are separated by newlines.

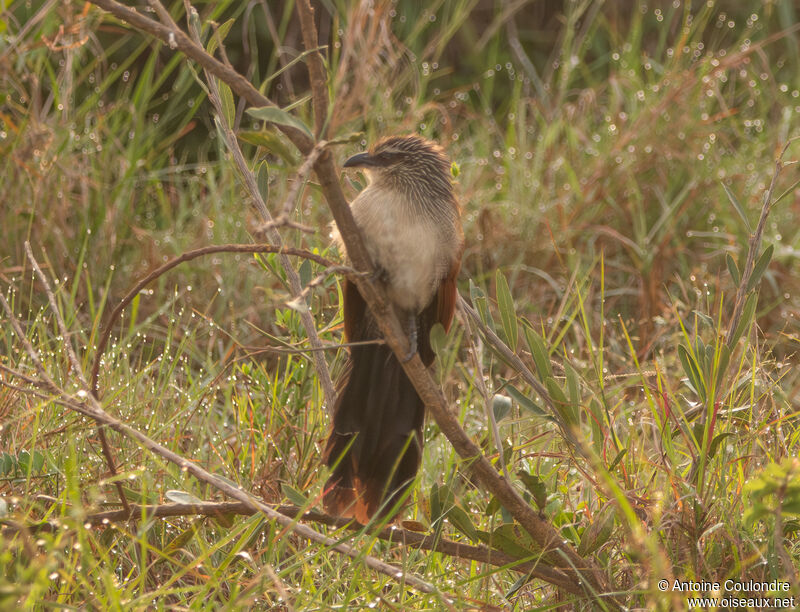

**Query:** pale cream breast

left=334, top=184, right=457, bottom=313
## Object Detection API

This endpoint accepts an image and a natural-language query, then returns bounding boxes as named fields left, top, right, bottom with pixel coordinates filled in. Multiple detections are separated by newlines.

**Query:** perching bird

left=323, top=134, right=464, bottom=523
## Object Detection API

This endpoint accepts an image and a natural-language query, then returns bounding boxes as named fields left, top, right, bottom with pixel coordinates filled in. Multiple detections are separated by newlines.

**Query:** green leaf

left=517, top=471, right=547, bottom=510
left=708, top=432, right=733, bottom=459
left=722, top=182, right=751, bottom=232
left=281, top=483, right=309, bottom=507
left=726, top=253, right=740, bottom=286
left=489, top=524, right=538, bottom=558
left=429, top=322, right=447, bottom=356
left=163, top=520, right=201, bottom=555
left=523, top=325, right=552, bottom=378
left=495, top=270, right=518, bottom=351
left=469, top=280, right=495, bottom=331
left=0, top=453, right=14, bottom=475
left=714, top=344, right=730, bottom=392
left=506, top=383, right=549, bottom=418
left=255, top=160, right=270, bottom=203
left=206, top=18, right=235, bottom=56
left=728, top=292, right=758, bottom=347
left=429, top=483, right=455, bottom=524
left=165, top=490, right=203, bottom=504
left=577, top=502, right=616, bottom=556
left=678, top=345, right=705, bottom=400
left=247, top=106, right=312, bottom=138
left=607, top=448, right=627, bottom=472
left=327, top=131, right=364, bottom=146
left=492, top=394, right=512, bottom=421
left=299, top=258, right=312, bottom=287
left=746, top=244, right=774, bottom=292
left=447, top=505, right=478, bottom=541
left=564, top=362, right=579, bottom=406
left=545, top=376, right=574, bottom=424
left=216, top=79, right=235, bottom=127
left=238, top=129, right=298, bottom=163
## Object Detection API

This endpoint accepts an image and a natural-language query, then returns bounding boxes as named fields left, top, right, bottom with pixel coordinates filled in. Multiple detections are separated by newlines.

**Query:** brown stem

left=21, top=497, right=579, bottom=593
left=725, top=140, right=794, bottom=345
left=296, top=0, right=329, bottom=138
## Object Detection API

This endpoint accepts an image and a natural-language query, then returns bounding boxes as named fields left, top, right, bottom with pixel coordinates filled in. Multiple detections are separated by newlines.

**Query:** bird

left=323, top=134, right=464, bottom=523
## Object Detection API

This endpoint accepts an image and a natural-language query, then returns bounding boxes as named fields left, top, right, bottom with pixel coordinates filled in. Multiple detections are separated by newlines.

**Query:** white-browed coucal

left=323, top=134, right=464, bottom=523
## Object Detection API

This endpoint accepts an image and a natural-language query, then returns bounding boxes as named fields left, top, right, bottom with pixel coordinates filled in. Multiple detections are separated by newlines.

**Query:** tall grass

left=1, top=0, right=799, bottom=609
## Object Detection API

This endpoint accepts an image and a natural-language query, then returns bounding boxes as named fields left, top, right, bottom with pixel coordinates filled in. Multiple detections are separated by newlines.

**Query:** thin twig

left=25, top=242, right=131, bottom=513
left=18, top=497, right=578, bottom=592
left=295, top=0, right=328, bottom=138
left=90, top=243, right=333, bottom=395
left=0, top=302, right=447, bottom=599
left=178, top=0, right=337, bottom=409
left=726, top=140, right=796, bottom=345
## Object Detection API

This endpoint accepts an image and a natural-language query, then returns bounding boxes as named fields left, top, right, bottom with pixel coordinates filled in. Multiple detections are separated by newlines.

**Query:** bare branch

left=726, top=139, right=796, bottom=344
left=18, top=497, right=579, bottom=593
left=177, top=0, right=337, bottom=408
left=90, top=243, right=333, bottom=396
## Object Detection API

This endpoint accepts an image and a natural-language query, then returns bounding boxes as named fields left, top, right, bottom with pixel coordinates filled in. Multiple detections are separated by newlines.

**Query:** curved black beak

left=343, top=152, right=377, bottom=168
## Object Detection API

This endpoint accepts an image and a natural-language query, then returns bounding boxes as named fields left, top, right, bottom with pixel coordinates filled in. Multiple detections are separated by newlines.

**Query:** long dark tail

left=323, top=339, right=424, bottom=523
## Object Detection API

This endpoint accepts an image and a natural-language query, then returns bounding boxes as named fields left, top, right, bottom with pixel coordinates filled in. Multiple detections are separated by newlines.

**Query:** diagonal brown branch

left=87, top=0, right=613, bottom=602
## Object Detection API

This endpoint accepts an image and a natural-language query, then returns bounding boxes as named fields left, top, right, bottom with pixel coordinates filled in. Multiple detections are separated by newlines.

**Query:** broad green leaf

left=728, top=292, right=758, bottom=347
left=746, top=244, right=774, bottom=292
left=206, top=18, right=235, bottom=55
left=678, top=345, right=705, bottom=400
left=492, top=394, right=512, bottom=421
left=517, top=471, right=547, bottom=510
left=469, top=280, right=495, bottom=331
left=247, top=106, right=312, bottom=138
left=166, top=490, right=203, bottom=504
left=495, top=270, right=518, bottom=351
left=217, top=79, right=235, bottom=126
left=429, top=322, right=447, bottom=356
left=708, top=432, right=733, bottom=459
left=238, top=129, right=297, bottom=163
left=524, top=325, right=552, bottom=378
left=281, top=483, right=308, bottom=507
left=447, top=505, right=478, bottom=541
left=255, top=159, right=270, bottom=203
left=163, top=520, right=200, bottom=554
left=506, top=383, right=549, bottom=418
left=607, top=448, right=627, bottom=472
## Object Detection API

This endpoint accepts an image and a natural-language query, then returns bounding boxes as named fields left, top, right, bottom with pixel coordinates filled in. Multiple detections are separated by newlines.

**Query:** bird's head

left=343, top=134, right=453, bottom=202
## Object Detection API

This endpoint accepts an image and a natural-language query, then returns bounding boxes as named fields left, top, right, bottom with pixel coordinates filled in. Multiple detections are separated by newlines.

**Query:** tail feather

left=323, top=341, right=424, bottom=522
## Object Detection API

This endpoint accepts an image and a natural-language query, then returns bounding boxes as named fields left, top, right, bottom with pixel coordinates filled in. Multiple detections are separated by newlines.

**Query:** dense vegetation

left=2, top=0, right=799, bottom=609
